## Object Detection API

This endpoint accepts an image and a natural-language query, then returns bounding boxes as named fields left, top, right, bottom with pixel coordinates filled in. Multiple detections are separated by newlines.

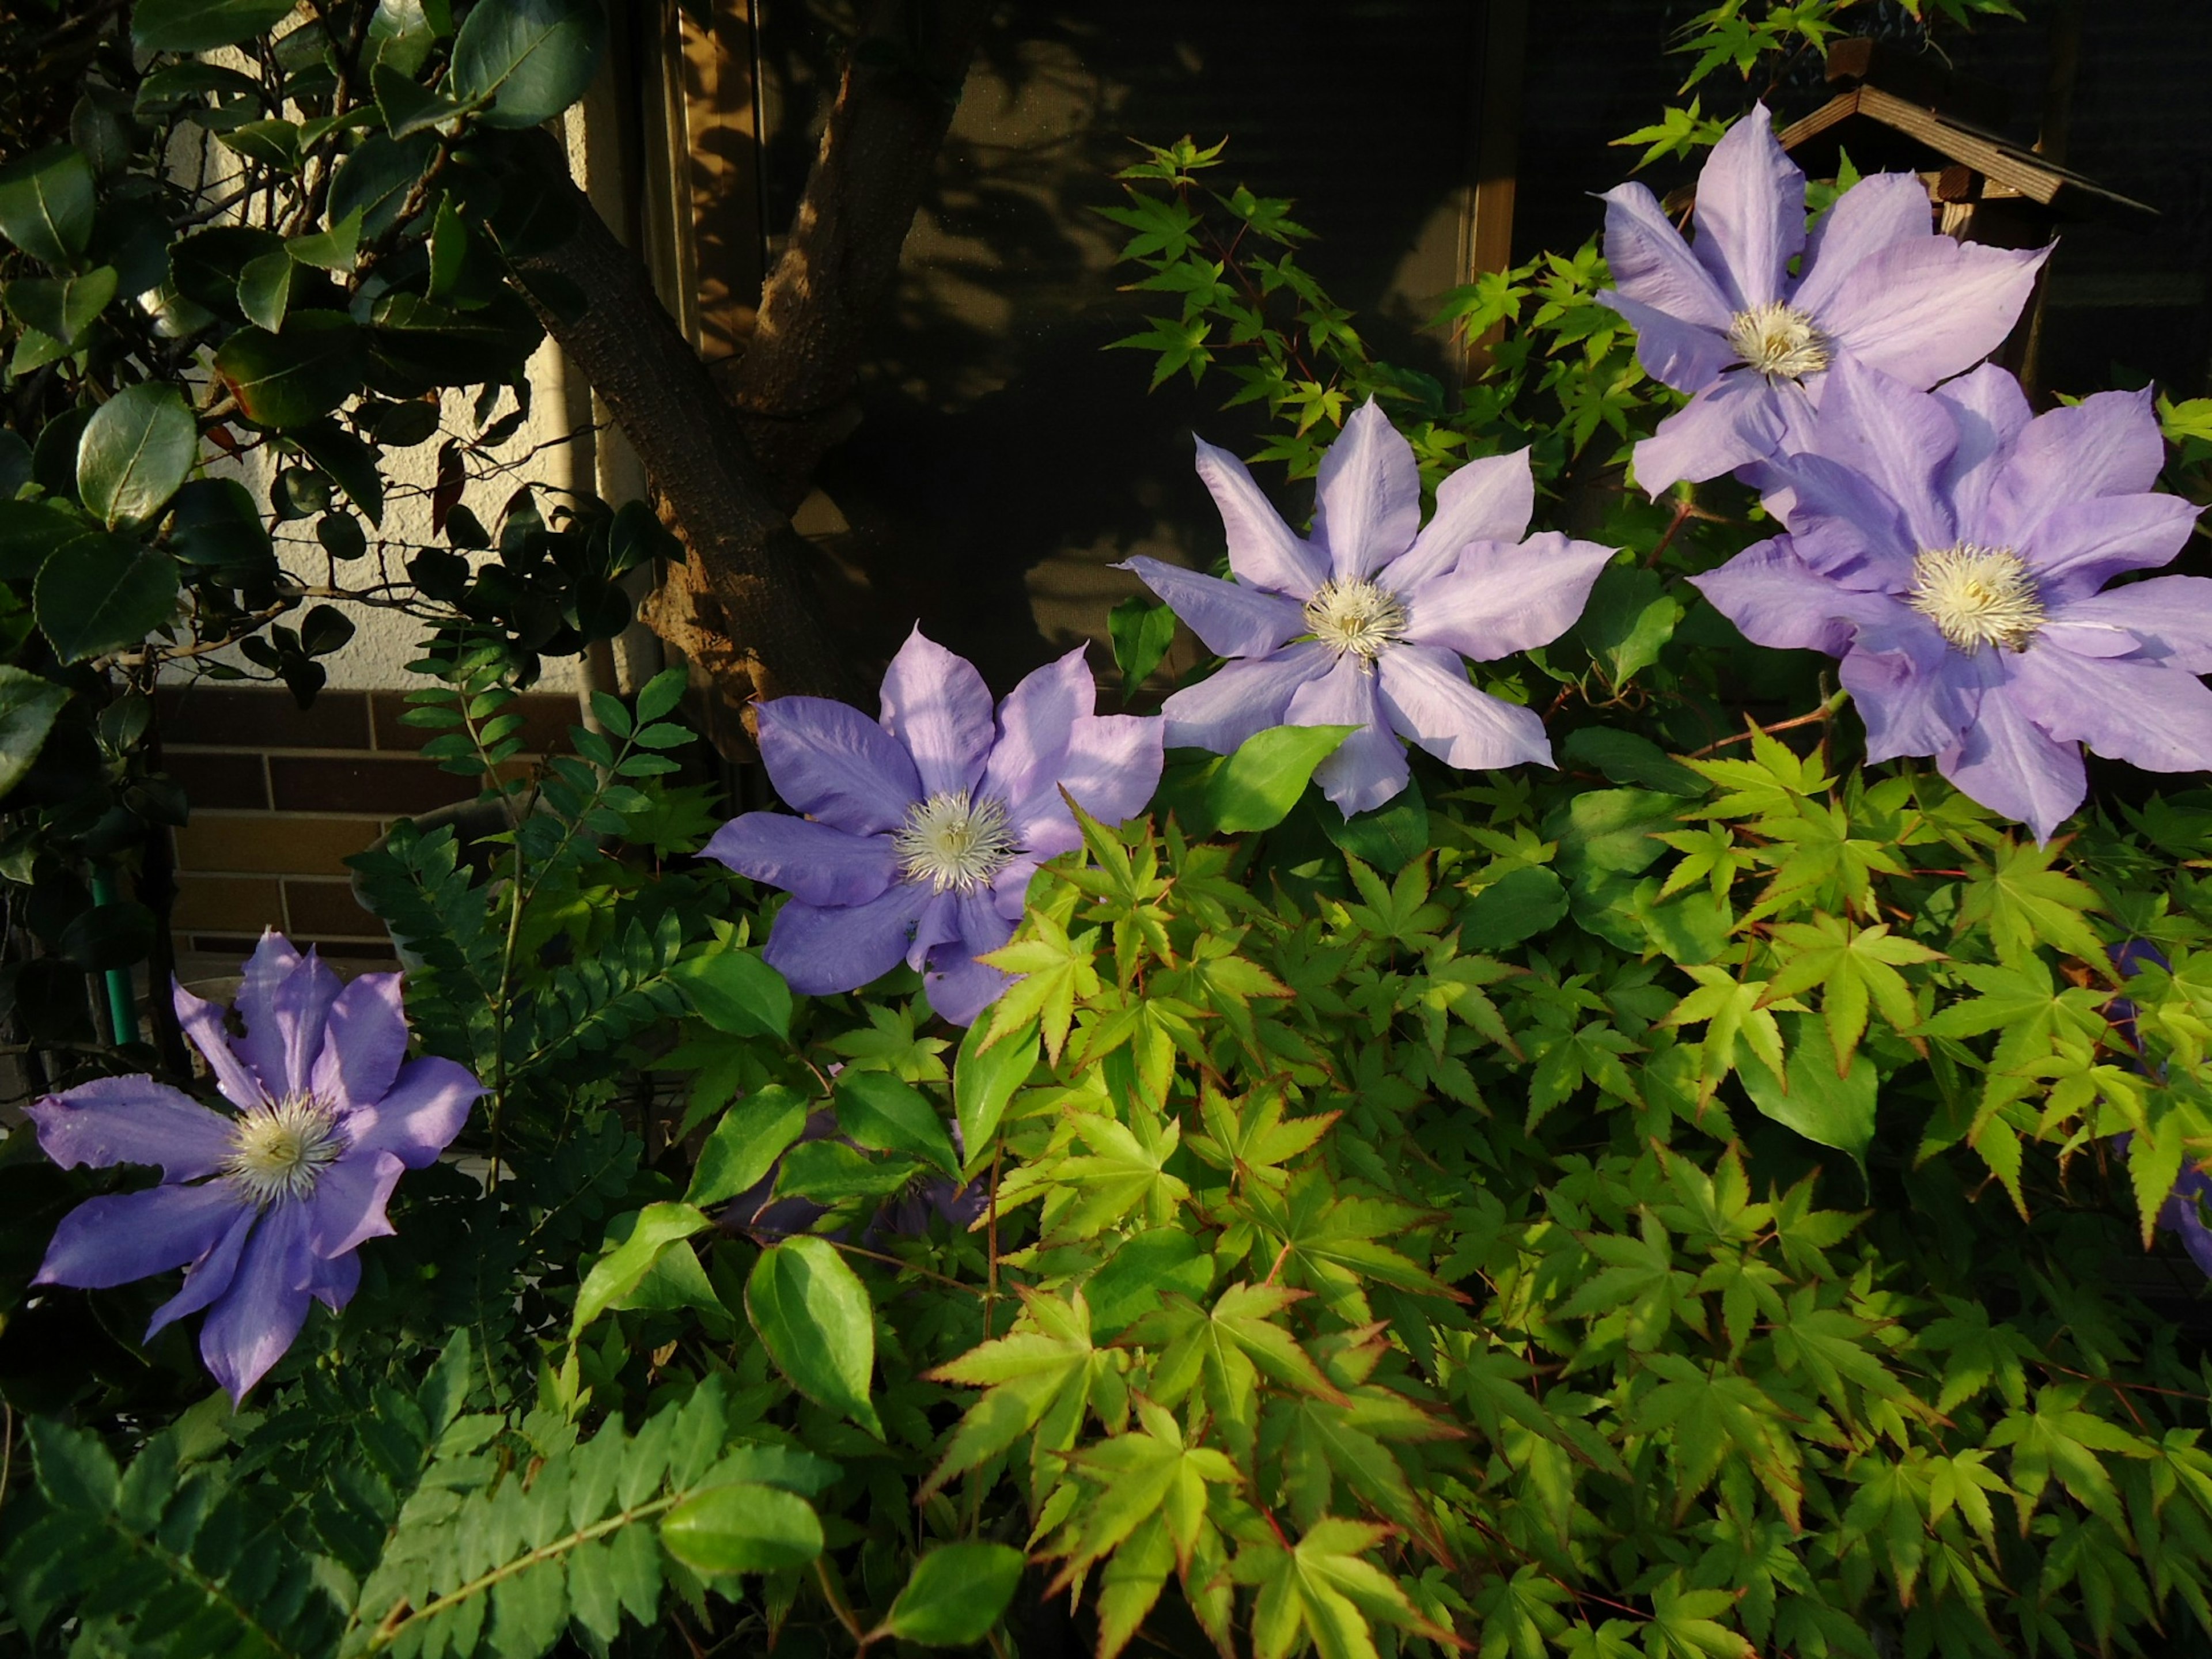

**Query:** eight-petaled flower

left=706, top=628, right=1164, bottom=1025
left=1691, top=358, right=2212, bottom=840
left=1598, top=103, right=2047, bottom=494
left=1123, top=398, right=1614, bottom=815
left=29, top=933, right=480, bottom=1402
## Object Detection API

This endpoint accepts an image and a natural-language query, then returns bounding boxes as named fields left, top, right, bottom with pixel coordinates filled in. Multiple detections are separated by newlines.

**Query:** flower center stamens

left=223, top=1094, right=347, bottom=1206
left=1726, top=302, right=1830, bottom=381
left=1906, top=543, right=2046, bottom=654
left=894, top=791, right=1018, bottom=893
left=1304, top=578, right=1408, bottom=667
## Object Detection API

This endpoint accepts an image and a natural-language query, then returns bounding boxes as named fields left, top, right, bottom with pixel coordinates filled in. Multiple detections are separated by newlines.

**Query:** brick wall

left=156, top=683, right=582, bottom=961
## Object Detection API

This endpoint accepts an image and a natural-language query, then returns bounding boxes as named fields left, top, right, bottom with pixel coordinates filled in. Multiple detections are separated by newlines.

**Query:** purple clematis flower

left=1598, top=103, right=2047, bottom=494
left=1123, top=399, right=1613, bottom=815
left=29, top=932, right=479, bottom=1402
left=1691, top=358, right=2211, bottom=841
left=705, top=628, right=1164, bottom=1025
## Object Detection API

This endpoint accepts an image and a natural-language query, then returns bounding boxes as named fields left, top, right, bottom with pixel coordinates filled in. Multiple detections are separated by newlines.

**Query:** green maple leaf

left=925, top=1289, right=1114, bottom=1499
left=1956, top=837, right=2112, bottom=972
left=1628, top=1355, right=1801, bottom=1526
left=1059, top=1396, right=1238, bottom=1575
left=1131, top=1282, right=1344, bottom=1465
left=980, top=910, right=1102, bottom=1064
left=1232, top=1518, right=1455, bottom=1659
left=1760, top=914, right=1942, bottom=1073
left=1664, top=966, right=1787, bottom=1094
left=1042, top=1111, right=1191, bottom=1241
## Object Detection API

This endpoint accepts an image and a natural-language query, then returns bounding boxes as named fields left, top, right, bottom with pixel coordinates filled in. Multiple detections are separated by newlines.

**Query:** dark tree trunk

left=509, top=0, right=992, bottom=709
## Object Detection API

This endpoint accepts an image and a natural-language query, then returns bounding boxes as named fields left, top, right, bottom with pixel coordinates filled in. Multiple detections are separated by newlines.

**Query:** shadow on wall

left=749, top=1, right=1491, bottom=695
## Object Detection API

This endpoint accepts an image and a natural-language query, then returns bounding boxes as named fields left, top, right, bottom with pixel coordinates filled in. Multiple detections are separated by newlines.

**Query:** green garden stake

left=89, top=868, right=139, bottom=1046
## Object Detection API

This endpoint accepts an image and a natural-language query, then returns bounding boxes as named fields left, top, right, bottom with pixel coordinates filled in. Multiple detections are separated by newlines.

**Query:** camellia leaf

left=35, top=536, right=179, bottom=664
left=874, top=1543, right=1027, bottom=1647
left=327, top=134, right=435, bottom=241
left=4, top=268, right=119, bottom=346
left=955, top=1013, right=1035, bottom=1160
left=685, top=1084, right=810, bottom=1209
left=449, top=0, right=609, bottom=129
left=834, top=1070, right=959, bottom=1179
left=0, top=498, right=109, bottom=581
left=213, top=313, right=368, bottom=429
left=658, top=1483, right=823, bottom=1575
left=0, top=431, right=30, bottom=498
left=0, top=666, right=70, bottom=800
left=78, top=384, right=198, bottom=531
left=671, top=948, right=791, bottom=1040
left=289, top=419, right=385, bottom=526
left=570, top=1200, right=711, bottom=1335
left=1206, top=724, right=1357, bottom=834
left=745, top=1235, right=882, bottom=1438
left=285, top=208, right=363, bottom=274
left=132, top=0, right=304, bottom=53
left=236, top=249, right=294, bottom=333
left=0, top=146, right=96, bottom=266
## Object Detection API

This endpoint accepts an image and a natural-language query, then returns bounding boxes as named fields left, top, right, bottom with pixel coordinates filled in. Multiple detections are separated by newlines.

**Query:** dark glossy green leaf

left=686, top=1084, right=810, bottom=1209
left=834, top=1070, right=959, bottom=1179
left=35, top=536, right=178, bottom=663
left=217, top=119, right=302, bottom=172
left=450, top=0, right=608, bottom=129
left=369, top=290, right=543, bottom=387
left=373, top=60, right=472, bottom=138
left=0, top=432, right=30, bottom=499
left=32, top=408, right=92, bottom=501
left=745, top=1235, right=882, bottom=1436
left=1559, top=727, right=1707, bottom=797
left=135, top=61, right=264, bottom=113
left=132, top=0, right=302, bottom=52
left=1109, top=596, right=1177, bottom=695
left=671, top=948, right=790, bottom=1040
left=0, top=146, right=96, bottom=265
left=290, top=418, right=385, bottom=525
left=327, top=134, right=435, bottom=241
left=0, top=499, right=103, bottom=581
left=659, top=1483, right=823, bottom=1575
left=1317, top=774, right=1429, bottom=869
left=171, top=225, right=285, bottom=319
left=876, top=1543, right=1026, bottom=1647
left=1460, top=865, right=1570, bottom=950
left=168, top=478, right=274, bottom=570
left=237, top=249, right=294, bottom=331
left=78, top=384, right=198, bottom=531
left=60, top=900, right=155, bottom=971
left=1207, top=724, right=1357, bottom=834
left=370, top=0, right=448, bottom=75
left=4, top=268, right=118, bottom=345
left=214, top=313, right=368, bottom=429
left=1737, top=1013, right=1877, bottom=1169
left=315, top=513, right=368, bottom=560
left=1575, top=563, right=1683, bottom=687
left=285, top=208, right=363, bottom=273
left=0, top=667, right=70, bottom=800
left=775, top=1141, right=924, bottom=1205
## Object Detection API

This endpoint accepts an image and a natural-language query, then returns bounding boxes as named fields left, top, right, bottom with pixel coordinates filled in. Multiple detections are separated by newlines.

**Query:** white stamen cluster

left=1726, top=302, right=1831, bottom=381
left=894, top=791, right=1018, bottom=893
left=1906, top=544, right=2046, bottom=654
left=1304, top=578, right=1408, bottom=668
left=223, top=1094, right=347, bottom=1206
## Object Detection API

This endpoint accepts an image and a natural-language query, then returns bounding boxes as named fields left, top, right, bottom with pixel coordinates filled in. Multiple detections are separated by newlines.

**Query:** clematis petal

left=923, top=891, right=1017, bottom=1028
left=1193, top=435, right=1327, bottom=596
left=310, top=973, right=407, bottom=1114
left=1933, top=362, right=2033, bottom=525
left=173, top=983, right=264, bottom=1110
left=1159, top=641, right=1332, bottom=753
left=704, top=813, right=900, bottom=907
left=756, top=697, right=923, bottom=836
left=306, top=1149, right=404, bottom=1259
left=1599, top=291, right=1737, bottom=398
left=1402, top=533, right=1613, bottom=661
left=1012, top=713, right=1166, bottom=862
left=763, top=882, right=929, bottom=997
left=1838, top=632, right=1987, bottom=763
left=145, top=1207, right=255, bottom=1339
left=1599, top=183, right=1734, bottom=330
left=1758, top=452, right=1919, bottom=584
left=1287, top=654, right=1408, bottom=814
left=2011, top=493, right=2202, bottom=604
left=2047, top=577, right=2212, bottom=671
left=1689, top=540, right=1902, bottom=657
left=1632, top=372, right=1790, bottom=495
left=1313, top=398, right=1423, bottom=581
left=2009, top=649, right=2212, bottom=777
left=346, top=1057, right=479, bottom=1169
left=978, top=646, right=1091, bottom=823
left=1688, top=103, right=1803, bottom=312
left=1983, top=389, right=2167, bottom=550
left=1122, top=558, right=1308, bottom=658
left=1801, top=359, right=1958, bottom=551
left=1394, top=448, right=1541, bottom=588
left=35, top=1181, right=246, bottom=1290
left=236, top=933, right=342, bottom=1100
left=1817, top=237, right=2047, bottom=388
left=1790, top=172, right=1937, bottom=315
left=199, top=1198, right=315, bottom=1403
left=879, top=627, right=994, bottom=800
left=309, top=1247, right=361, bottom=1313
left=1937, top=684, right=2086, bottom=844
left=1377, top=644, right=1554, bottom=772
left=28, top=1076, right=237, bottom=1181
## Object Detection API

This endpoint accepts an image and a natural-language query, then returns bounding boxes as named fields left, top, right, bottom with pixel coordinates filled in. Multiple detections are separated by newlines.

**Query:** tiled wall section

left=157, top=684, right=580, bottom=960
